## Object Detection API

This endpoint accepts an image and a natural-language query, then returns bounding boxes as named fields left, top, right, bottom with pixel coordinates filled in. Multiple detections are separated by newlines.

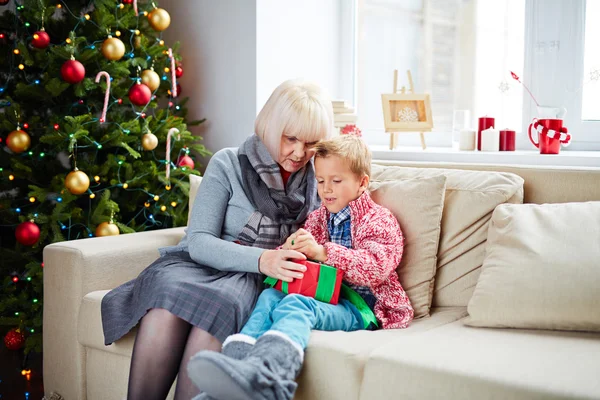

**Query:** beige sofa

left=43, top=161, right=600, bottom=400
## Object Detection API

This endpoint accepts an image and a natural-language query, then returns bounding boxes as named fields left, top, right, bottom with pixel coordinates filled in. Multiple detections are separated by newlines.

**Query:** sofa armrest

left=42, top=227, right=186, bottom=400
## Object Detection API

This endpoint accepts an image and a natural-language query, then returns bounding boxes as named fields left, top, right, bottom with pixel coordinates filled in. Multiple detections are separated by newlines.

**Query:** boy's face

left=314, top=155, right=369, bottom=213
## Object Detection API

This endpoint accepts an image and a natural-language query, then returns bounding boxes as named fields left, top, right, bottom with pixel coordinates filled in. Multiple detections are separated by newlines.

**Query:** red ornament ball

left=4, top=328, right=25, bottom=351
left=61, top=59, right=85, bottom=84
left=177, top=155, right=195, bottom=169
left=122, top=0, right=133, bottom=3
left=176, top=83, right=182, bottom=96
left=0, top=0, right=10, bottom=6
left=15, top=221, right=40, bottom=246
left=128, top=83, right=152, bottom=106
left=175, top=65, right=184, bottom=78
left=31, top=30, right=50, bottom=49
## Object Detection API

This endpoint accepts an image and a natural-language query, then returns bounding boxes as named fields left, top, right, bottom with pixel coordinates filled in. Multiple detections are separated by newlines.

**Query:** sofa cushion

left=369, top=176, right=446, bottom=318
left=466, top=202, right=600, bottom=332
left=295, top=307, right=467, bottom=400
left=79, top=291, right=465, bottom=400
left=370, top=165, right=524, bottom=308
left=188, top=174, right=203, bottom=225
left=361, top=319, right=600, bottom=400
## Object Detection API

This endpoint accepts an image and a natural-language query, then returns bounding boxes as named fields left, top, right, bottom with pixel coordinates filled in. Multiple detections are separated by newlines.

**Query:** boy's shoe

left=222, top=333, right=256, bottom=360
left=187, top=331, right=303, bottom=400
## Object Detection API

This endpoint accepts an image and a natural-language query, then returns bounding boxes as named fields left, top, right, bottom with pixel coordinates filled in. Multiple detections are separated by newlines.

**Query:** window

left=353, top=0, right=599, bottom=150
left=356, top=0, right=524, bottom=148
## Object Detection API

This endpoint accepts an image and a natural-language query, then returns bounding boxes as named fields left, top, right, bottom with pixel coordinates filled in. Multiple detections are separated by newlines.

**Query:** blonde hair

left=255, top=79, right=334, bottom=160
left=313, top=135, right=371, bottom=177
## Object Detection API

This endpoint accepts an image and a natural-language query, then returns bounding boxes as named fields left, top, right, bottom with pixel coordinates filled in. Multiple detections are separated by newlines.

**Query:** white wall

left=256, top=0, right=344, bottom=112
left=161, top=0, right=258, bottom=162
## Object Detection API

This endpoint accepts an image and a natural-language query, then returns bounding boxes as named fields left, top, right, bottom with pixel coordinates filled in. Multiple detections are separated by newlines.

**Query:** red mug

left=528, top=119, right=569, bottom=155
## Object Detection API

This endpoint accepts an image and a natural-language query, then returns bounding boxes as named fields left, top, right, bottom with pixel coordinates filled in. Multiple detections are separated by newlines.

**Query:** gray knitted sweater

left=159, top=147, right=265, bottom=273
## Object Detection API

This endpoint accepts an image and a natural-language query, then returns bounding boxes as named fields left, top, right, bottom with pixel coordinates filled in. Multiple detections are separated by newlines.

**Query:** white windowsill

left=370, top=146, right=600, bottom=168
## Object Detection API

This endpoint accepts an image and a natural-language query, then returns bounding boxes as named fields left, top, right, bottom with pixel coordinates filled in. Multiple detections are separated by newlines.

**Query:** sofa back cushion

left=466, top=202, right=600, bottom=331
left=370, top=176, right=446, bottom=318
left=188, top=174, right=203, bottom=226
left=371, top=165, right=524, bottom=307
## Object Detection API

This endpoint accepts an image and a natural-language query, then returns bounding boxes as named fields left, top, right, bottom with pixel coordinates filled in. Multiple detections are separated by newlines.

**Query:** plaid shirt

left=328, top=206, right=378, bottom=312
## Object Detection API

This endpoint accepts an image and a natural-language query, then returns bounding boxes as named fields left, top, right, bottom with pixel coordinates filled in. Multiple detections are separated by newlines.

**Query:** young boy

left=188, top=134, right=414, bottom=400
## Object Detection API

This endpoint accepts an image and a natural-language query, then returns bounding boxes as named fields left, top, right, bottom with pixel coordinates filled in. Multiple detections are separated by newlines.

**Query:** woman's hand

left=259, top=249, right=307, bottom=282
left=288, top=229, right=327, bottom=262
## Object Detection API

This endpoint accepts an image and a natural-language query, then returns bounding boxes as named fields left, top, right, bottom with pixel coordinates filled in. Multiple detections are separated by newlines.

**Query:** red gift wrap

left=268, top=260, right=343, bottom=305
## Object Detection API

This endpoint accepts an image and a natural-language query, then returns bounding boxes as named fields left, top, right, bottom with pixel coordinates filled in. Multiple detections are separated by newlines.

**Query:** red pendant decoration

left=175, top=65, right=184, bottom=78
left=15, top=221, right=41, bottom=246
left=4, top=328, right=25, bottom=351
left=61, top=59, right=86, bottom=84
left=128, top=83, right=152, bottom=106
left=31, top=29, right=50, bottom=49
left=177, top=155, right=195, bottom=169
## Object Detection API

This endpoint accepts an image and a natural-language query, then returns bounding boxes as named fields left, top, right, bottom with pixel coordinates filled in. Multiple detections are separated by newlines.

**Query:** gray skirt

left=101, top=251, right=263, bottom=345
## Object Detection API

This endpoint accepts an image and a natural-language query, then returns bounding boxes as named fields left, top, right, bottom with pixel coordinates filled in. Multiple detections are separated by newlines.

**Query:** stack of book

left=332, top=100, right=357, bottom=131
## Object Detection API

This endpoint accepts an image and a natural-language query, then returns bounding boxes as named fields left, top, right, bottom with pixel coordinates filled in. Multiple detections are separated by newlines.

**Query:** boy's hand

left=289, top=229, right=328, bottom=262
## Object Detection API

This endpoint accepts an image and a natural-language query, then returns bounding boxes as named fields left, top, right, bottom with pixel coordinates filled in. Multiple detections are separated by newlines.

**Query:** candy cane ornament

left=95, top=71, right=111, bottom=123
left=168, top=48, right=177, bottom=98
left=133, top=0, right=138, bottom=16
left=165, top=128, right=180, bottom=180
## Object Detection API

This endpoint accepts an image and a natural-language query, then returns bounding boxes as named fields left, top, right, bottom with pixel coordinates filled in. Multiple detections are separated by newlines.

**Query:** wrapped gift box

left=265, top=260, right=343, bottom=305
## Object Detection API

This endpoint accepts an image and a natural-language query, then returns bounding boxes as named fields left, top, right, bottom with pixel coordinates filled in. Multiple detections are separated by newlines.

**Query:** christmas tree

left=0, top=0, right=209, bottom=354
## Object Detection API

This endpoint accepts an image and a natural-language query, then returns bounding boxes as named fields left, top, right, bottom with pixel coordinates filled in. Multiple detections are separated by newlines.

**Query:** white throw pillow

left=369, top=176, right=447, bottom=318
left=371, top=165, right=524, bottom=307
left=466, top=202, right=600, bottom=332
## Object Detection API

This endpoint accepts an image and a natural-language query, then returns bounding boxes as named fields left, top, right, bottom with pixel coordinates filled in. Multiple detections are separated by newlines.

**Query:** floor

left=0, top=329, right=44, bottom=400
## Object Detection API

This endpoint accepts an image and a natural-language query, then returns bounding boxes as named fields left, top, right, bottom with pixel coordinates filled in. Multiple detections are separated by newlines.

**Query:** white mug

left=537, top=105, right=567, bottom=119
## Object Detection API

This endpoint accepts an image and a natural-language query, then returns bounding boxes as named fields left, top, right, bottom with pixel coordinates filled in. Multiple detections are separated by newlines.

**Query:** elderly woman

left=101, top=79, right=334, bottom=400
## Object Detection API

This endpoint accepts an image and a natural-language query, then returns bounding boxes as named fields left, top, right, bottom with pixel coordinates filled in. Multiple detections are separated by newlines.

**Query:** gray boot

left=187, top=331, right=304, bottom=400
left=222, top=333, right=256, bottom=360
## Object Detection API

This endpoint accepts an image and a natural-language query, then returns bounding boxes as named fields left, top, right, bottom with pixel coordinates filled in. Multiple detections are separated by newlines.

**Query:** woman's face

left=278, top=134, right=319, bottom=173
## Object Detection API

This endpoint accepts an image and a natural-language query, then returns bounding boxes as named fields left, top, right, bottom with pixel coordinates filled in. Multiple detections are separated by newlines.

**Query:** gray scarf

left=238, top=135, right=319, bottom=249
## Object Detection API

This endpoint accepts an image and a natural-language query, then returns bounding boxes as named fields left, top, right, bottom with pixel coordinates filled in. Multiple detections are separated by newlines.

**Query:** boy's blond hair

left=313, top=134, right=371, bottom=177
left=255, top=79, right=334, bottom=160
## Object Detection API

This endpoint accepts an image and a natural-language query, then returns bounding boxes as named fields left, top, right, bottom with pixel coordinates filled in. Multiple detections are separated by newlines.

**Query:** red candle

left=478, top=117, right=495, bottom=151
left=499, top=129, right=516, bottom=151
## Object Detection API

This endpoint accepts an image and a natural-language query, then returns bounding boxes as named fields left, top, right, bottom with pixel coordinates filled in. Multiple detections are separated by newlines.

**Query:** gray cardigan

left=160, top=147, right=265, bottom=273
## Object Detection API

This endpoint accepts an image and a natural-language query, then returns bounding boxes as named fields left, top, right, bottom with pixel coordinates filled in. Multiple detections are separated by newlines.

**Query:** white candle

left=459, top=129, right=476, bottom=151
left=480, top=127, right=500, bottom=152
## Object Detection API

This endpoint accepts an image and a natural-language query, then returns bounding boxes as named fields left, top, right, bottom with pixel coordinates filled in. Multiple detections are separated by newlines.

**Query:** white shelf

left=371, top=146, right=600, bottom=168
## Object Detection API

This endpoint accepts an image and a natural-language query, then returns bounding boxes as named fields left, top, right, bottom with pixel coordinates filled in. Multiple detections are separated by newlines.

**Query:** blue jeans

left=240, top=288, right=364, bottom=349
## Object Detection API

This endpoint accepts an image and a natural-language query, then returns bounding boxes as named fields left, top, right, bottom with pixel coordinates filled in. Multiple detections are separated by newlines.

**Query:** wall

left=256, top=0, right=344, bottom=112
left=161, top=0, right=258, bottom=164
left=162, top=0, right=347, bottom=164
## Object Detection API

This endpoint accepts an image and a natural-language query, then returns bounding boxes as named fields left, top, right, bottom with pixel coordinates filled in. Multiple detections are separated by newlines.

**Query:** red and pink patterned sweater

left=302, top=192, right=414, bottom=329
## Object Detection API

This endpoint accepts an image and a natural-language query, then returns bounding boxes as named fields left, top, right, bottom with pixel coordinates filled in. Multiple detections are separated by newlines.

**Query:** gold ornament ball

left=133, top=35, right=143, bottom=50
left=96, top=221, right=120, bottom=237
left=148, top=8, right=171, bottom=31
left=141, top=69, right=161, bottom=91
left=102, top=36, right=126, bottom=61
left=141, top=133, right=159, bottom=151
left=6, top=130, right=31, bottom=153
left=65, top=169, right=90, bottom=195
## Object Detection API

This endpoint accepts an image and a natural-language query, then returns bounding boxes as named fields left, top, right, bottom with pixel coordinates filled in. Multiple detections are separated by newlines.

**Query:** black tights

left=127, top=308, right=222, bottom=400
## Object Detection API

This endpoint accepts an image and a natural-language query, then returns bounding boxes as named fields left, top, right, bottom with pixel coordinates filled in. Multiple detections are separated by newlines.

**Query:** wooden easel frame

left=381, top=70, right=433, bottom=150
